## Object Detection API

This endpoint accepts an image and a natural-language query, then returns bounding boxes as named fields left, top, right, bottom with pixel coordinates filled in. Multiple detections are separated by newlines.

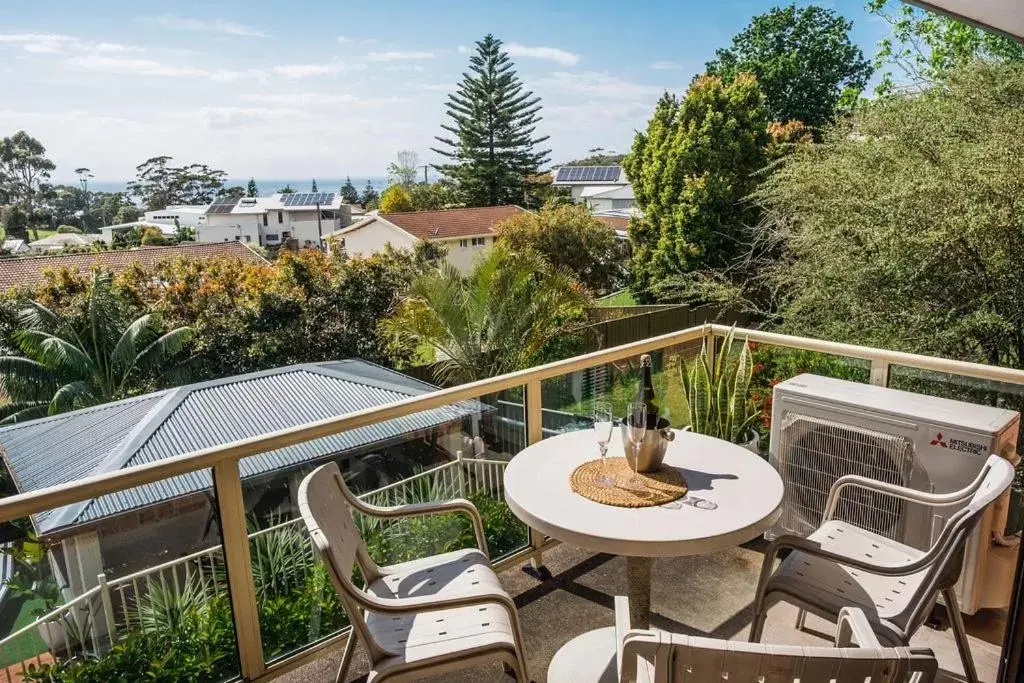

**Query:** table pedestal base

left=548, top=626, right=617, bottom=683
left=627, top=556, right=652, bottom=629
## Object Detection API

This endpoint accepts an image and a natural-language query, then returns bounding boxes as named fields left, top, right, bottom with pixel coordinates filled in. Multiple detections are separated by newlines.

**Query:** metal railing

left=0, top=322, right=1022, bottom=681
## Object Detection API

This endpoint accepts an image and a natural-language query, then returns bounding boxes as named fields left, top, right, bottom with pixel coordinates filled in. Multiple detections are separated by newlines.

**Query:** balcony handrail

left=0, top=324, right=710, bottom=525
left=0, top=584, right=101, bottom=646
left=710, top=324, right=1024, bottom=386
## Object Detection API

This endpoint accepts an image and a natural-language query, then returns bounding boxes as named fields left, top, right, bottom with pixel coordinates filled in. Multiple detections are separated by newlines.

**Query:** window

left=459, top=239, right=469, bottom=248
left=277, top=211, right=283, bottom=224
left=234, top=236, right=241, bottom=241
left=245, top=235, right=252, bottom=243
left=282, top=231, right=291, bottom=240
left=262, top=213, right=268, bottom=226
left=611, top=199, right=635, bottom=209
left=471, top=237, right=487, bottom=246
left=265, top=233, right=280, bottom=242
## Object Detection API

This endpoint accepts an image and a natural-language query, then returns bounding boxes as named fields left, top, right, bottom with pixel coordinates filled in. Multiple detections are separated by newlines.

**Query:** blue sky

left=1, top=1, right=889, bottom=183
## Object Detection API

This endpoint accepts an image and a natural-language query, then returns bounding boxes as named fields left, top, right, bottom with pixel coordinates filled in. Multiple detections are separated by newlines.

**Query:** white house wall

left=342, top=219, right=419, bottom=257
left=442, top=236, right=493, bottom=273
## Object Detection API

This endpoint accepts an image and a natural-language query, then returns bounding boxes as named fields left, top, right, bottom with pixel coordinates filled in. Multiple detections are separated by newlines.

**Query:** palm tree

left=0, top=272, right=193, bottom=423
left=381, top=244, right=591, bottom=385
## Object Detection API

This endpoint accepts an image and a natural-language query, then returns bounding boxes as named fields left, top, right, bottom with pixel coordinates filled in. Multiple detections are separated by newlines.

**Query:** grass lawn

left=0, top=594, right=49, bottom=667
left=547, top=352, right=693, bottom=427
left=596, top=289, right=636, bottom=307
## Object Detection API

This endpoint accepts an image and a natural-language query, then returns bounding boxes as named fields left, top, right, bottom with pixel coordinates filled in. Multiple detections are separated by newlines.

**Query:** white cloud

left=0, top=33, right=77, bottom=54
left=505, top=43, right=579, bottom=66
left=337, top=36, right=352, bottom=44
left=271, top=62, right=362, bottom=78
left=650, top=61, right=683, bottom=70
left=192, top=106, right=304, bottom=130
left=456, top=45, right=469, bottom=54
left=417, top=83, right=455, bottom=92
left=240, top=92, right=405, bottom=107
left=67, top=55, right=257, bottom=81
left=95, top=42, right=140, bottom=53
left=385, top=64, right=425, bottom=72
left=537, top=71, right=665, bottom=100
left=143, top=15, right=266, bottom=37
left=364, top=51, right=435, bottom=62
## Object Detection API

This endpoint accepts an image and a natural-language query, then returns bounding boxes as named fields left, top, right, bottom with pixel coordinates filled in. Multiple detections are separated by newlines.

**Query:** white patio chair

left=298, top=462, right=530, bottom=683
left=549, top=595, right=937, bottom=683
left=750, top=453, right=1014, bottom=683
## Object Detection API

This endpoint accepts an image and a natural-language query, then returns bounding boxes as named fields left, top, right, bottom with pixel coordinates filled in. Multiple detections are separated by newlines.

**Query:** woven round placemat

left=570, top=457, right=688, bottom=508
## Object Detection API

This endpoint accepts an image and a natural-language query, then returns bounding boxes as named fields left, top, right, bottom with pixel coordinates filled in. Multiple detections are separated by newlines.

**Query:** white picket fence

left=0, top=455, right=510, bottom=680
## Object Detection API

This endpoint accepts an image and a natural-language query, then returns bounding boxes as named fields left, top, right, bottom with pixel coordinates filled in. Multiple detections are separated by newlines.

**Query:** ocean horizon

left=84, top=176, right=397, bottom=196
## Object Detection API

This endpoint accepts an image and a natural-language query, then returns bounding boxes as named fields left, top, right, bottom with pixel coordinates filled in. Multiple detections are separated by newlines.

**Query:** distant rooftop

left=0, top=241, right=266, bottom=291
left=0, top=360, right=477, bottom=536
left=375, top=205, right=526, bottom=241
left=205, top=192, right=345, bottom=216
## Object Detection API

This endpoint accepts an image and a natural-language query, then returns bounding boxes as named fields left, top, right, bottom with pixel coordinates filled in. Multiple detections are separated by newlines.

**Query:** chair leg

left=942, top=588, right=979, bottom=683
left=335, top=629, right=358, bottom=683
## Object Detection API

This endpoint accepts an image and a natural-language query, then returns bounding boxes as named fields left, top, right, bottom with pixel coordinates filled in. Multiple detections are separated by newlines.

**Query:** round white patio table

left=503, top=428, right=784, bottom=631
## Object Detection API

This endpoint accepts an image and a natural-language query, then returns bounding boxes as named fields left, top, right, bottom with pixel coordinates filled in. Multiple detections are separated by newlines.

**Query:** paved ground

left=278, top=541, right=1007, bottom=682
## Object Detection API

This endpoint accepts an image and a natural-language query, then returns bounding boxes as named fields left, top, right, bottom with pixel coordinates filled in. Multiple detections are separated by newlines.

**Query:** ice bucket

left=620, top=418, right=675, bottom=472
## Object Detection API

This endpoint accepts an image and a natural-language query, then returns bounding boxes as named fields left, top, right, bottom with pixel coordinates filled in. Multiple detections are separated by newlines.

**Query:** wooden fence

left=403, top=303, right=753, bottom=385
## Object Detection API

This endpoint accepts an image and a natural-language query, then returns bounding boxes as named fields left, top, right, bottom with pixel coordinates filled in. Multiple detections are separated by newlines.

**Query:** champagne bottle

left=634, top=354, right=660, bottom=429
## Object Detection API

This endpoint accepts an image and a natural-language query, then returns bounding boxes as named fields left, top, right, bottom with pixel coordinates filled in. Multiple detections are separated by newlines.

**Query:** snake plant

left=679, top=327, right=760, bottom=443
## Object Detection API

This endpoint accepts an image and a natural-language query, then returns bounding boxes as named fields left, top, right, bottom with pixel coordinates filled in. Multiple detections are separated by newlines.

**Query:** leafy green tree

left=706, top=5, right=871, bottom=129
left=0, top=131, right=56, bottom=213
left=561, top=148, right=626, bottom=166
left=0, top=272, right=192, bottom=422
left=278, top=184, right=296, bottom=194
left=433, top=34, right=551, bottom=207
left=387, top=150, right=420, bottom=187
left=379, top=185, right=414, bottom=213
left=381, top=244, right=590, bottom=385
left=409, top=181, right=461, bottom=211
left=339, top=176, right=359, bottom=204
left=311, top=178, right=318, bottom=192
left=868, top=0, right=1024, bottom=94
left=360, top=181, right=379, bottom=208
left=496, top=204, right=627, bottom=295
left=247, top=177, right=259, bottom=198
left=218, top=186, right=246, bottom=200
left=754, top=61, right=1024, bottom=366
left=127, top=156, right=227, bottom=210
left=623, top=75, right=769, bottom=303
left=1, top=206, right=30, bottom=241
left=114, top=203, right=141, bottom=224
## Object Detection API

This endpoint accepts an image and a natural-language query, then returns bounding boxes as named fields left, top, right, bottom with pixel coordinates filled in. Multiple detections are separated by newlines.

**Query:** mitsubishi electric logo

left=929, top=432, right=986, bottom=455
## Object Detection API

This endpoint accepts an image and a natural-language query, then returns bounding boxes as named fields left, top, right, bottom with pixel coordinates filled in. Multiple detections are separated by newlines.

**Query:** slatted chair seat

left=298, top=462, right=530, bottom=683
left=766, top=520, right=933, bottom=640
left=366, top=602, right=518, bottom=681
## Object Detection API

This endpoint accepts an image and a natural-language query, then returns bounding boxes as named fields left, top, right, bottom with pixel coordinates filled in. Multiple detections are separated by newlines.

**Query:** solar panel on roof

left=207, top=197, right=238, bottom=214
left=281, top=192, right=334, bottom=207
left=555, top=166, right=623, bottom=183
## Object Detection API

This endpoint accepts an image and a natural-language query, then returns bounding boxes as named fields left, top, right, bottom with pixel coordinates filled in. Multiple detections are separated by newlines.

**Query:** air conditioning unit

left=768, top=373, right=1020, bottom=614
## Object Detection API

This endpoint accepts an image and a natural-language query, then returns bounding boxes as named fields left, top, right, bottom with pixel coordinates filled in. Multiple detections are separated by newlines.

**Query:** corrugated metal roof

left=0, top=360, right=474, bottom=535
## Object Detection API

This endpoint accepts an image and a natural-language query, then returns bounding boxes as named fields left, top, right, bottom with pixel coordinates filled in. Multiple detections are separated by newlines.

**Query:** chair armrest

left=835, top=607, right=883, bottom=649
left=353, top=497, right=489, bottom=557
left=824, top=470, right=981, bottom=523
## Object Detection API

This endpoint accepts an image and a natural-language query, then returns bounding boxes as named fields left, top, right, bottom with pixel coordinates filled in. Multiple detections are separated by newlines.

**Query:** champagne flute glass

left=626, top=400, right=647, bottom=490
left=592, top=400, right=615, bottom=488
